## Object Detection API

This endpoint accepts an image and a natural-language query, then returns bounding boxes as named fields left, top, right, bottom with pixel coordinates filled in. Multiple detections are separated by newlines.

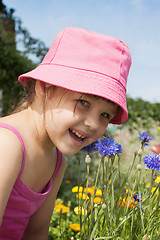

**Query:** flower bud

left=137, top=164, right=141, bottom=170
left=142, top=234, right=147, bottom=240
left=85, top=155, right=91, bottom=164
left=104, top=159, right=109, bottom=167
left=137, top=149, right=143, bottom=156
left=102, top=203, right=106, bottom=209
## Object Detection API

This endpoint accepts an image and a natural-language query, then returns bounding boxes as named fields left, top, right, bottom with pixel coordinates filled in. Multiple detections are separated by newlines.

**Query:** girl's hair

left=9, top=79, right=55, bottom=114
left=9, top=78, right=36, bottom=114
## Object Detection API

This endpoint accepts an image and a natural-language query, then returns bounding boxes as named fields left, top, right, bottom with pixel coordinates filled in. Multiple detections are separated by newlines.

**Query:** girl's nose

left=83, top=114, right=100, bottom=131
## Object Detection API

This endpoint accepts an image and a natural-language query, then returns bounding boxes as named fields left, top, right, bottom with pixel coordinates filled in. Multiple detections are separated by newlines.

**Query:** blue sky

left=4, top=0, right=160, bottom=103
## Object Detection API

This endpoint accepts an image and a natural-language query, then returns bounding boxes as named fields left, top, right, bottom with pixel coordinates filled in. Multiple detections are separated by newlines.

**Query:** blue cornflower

left=82, top=140, right=98, bottom=153
left=133, top=193, right=143, bottom=210
left=143, top=154, right=160, bottom=171
left=139, top=132, right=153, bottom=146
left=95, top=137, right=122, bottom=157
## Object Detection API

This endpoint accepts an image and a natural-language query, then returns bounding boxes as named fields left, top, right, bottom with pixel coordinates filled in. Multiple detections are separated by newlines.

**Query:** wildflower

left=69, top=223, right=84, bottom=232
left=93, top=197, right=103, bottom=204
left=123, top=188, right=132, bottom=195
left=155, top=176, right=160, bottom=183
left=137, top=148, right=143, bottom=156
left=150, top=143, right=160, bottom=154
left=74, top=206, right=87, bottom=215
left=84, top=187, right=94, bottom=195
left=119, top=197, right=134, bottom=208
left=95, top=189, right=102, bottom=196
left=55, top=204, right=69, bottom=213
left=139, top=132, right=153, bottom=146
left=82, top=140, right=98, bottom=153
left=76, top=193, right=89, bottom=200
left=137, top=164, right=142, bottom=170
left=133, top=194, right=143, bottom=210
left=151, top=187, right=159, bottom=195
left=143, top=154, right=160, bottom=171
left=72, top=186, right=83, bottom=193
left=142, top=235, right=147, bottom=240
left=146, top=182, right=151, bottom=188
left=55, top=199, right=63, bottom=205
left=102, top=203, right=106, bottom=209
left=157, top=126, right=160, bottom=132
left=85, top=155, right=91, bottom=164
left=133, top=194, right=140, bottom=205
left=95, top=137, right=122, bottom=157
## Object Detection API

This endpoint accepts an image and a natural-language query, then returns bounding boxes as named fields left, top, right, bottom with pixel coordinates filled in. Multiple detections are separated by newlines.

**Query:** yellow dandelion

left=151, top=187, right=159, bottom=195
left=72, top=186, right=83, bottom=193
left=125, top=189, right=132, bottom=195
left=69, top=223, right=84, bottom=232
left=74, top=206, right=87, bottom=215
left=95, top=189, right=102, bottom=196
left=146, top=182, right=151, bottom=188
left=84, top=187, right=94, bottom=195
left=76, top=192, right=89, bottom=200
left=55, top=204, right=69, bottom=213
left=55, top=199, right=63, bottom=205
left=93, top=197, right=103, bottom=204
left=155, top=176, right=160, bottom=183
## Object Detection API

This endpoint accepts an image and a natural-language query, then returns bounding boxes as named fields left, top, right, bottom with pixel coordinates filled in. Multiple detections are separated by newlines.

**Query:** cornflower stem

left=138, top=189, right=144, bottom=233
left=102, top=156, right=105, bottom=187
left=84, top=162, right=90, bottom=236
left=150, top=169, right=154, bottom=191
left=110, top=157, right=115, bottom=225
left=147, top=169, right=155, bottom=230
left=118, top=154, right=121, bottom=186
left=90, top=156, right=103, bottom=235
left=77, top=153, right=83, bottom=238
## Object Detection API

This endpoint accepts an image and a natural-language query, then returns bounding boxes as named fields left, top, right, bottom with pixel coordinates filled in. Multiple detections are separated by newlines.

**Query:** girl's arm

left=0, top=129, right=23, bottom=225
left=22, top=155, right=66, bottom=240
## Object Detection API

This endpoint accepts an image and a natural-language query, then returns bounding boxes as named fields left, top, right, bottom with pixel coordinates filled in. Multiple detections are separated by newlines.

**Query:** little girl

left=0, top=27, right=131, bottom=239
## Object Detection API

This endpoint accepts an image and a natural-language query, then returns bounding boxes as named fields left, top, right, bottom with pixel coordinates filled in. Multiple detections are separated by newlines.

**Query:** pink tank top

left=0, top=123, right=62, bottom=240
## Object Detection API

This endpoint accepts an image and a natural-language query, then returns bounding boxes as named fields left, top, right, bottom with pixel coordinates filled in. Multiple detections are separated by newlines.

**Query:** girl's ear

left=35, top=81, right=46, bottom=99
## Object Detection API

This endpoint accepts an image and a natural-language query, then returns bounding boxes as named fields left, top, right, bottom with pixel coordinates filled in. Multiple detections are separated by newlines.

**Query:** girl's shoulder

left=0, top=122, right=23, bottom=223
left=0, top=122, right=24, bottom=162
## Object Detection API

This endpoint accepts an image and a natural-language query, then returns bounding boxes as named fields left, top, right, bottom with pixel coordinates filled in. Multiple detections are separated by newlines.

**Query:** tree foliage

left=0, top=0, right=48, bottom=114
left=125, top=96, right=160, bottom=130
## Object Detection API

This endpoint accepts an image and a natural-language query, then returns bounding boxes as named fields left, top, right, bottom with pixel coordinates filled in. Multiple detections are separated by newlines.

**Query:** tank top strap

left=0, top=123, right=26, bottom=178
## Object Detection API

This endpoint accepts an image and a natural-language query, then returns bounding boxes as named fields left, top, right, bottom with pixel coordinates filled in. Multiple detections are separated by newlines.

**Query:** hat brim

left=18, top=64, right=128, bottom=124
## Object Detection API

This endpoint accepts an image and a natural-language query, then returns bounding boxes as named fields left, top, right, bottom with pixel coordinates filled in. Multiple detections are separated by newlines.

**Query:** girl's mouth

left=69, top=128, right=87, bottom=143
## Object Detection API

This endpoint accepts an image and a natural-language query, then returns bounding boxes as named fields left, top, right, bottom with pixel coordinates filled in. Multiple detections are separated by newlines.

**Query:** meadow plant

left=49, top=133, right=160, bottom=240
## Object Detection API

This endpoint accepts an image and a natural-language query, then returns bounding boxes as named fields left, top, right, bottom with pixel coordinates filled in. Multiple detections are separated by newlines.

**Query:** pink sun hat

left=18, top=27, right=132, bottom=124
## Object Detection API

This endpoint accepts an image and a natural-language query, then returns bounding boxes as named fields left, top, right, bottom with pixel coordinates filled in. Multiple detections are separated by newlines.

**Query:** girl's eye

left=77, top=99, right=89, bottom=107
left=101, top=112, right=110, bottom=119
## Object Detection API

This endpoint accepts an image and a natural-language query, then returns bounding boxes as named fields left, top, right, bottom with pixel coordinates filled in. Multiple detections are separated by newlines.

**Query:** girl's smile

left=42, top=88, right=118, bottom=155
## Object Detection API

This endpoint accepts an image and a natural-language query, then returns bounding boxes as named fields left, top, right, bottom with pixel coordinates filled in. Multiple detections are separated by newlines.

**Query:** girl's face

left=44, top=88, right=118, bottom=156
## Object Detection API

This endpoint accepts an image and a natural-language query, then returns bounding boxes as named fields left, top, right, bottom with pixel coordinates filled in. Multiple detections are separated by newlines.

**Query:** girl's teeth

left=72, top=130, right=85, bottom=139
